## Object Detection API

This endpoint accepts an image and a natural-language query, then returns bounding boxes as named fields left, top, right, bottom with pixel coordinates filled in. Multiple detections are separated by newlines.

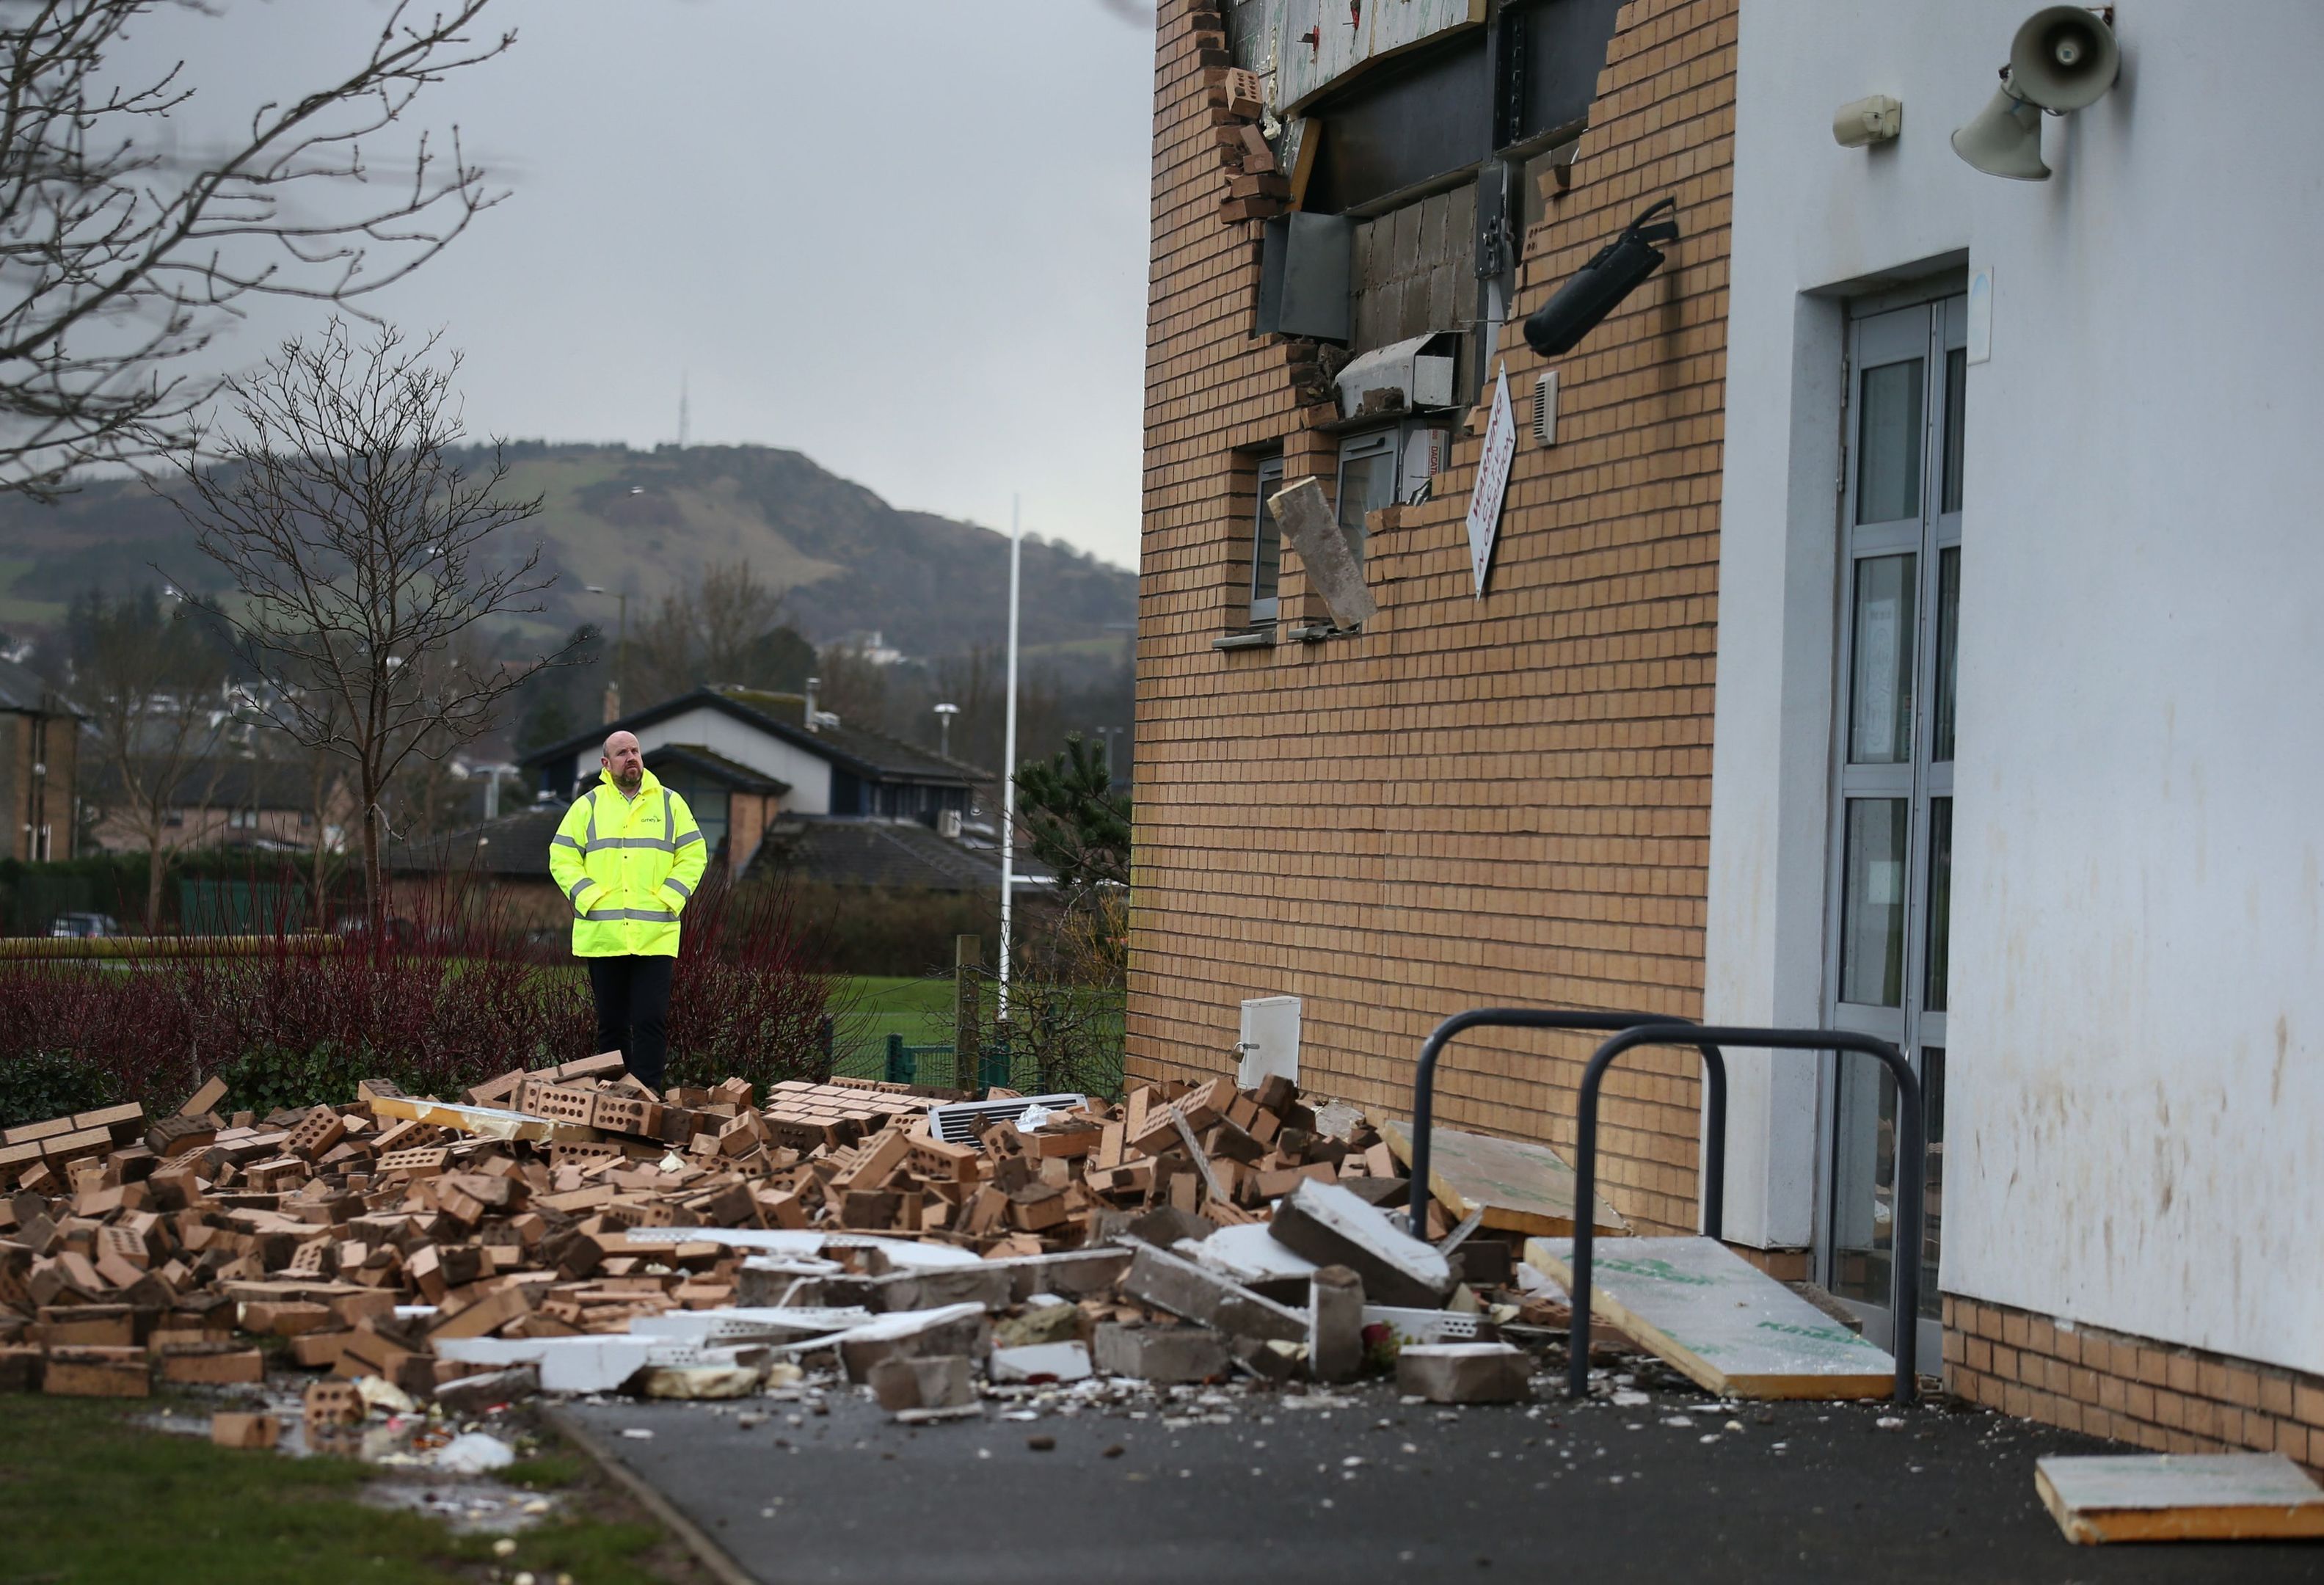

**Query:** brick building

left=1135, top=0, right=2324, bottom=1467
left=1132, top=0, right=1730, bottom=1236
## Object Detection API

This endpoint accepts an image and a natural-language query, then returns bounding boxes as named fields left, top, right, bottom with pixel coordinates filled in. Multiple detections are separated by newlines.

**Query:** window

left=1335, top=429, right=1400, bottom=571
left=1821, top=293, right=1966, bottom=1357
left=1250, top=455, right=1284, bottom=624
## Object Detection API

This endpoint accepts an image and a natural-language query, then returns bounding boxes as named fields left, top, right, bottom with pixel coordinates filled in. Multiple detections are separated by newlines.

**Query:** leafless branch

left=0, top=0, right=512, bottom=498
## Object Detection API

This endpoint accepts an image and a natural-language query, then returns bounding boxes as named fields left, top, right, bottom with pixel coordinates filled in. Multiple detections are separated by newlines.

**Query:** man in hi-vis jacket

left=547, top=730, right=707, bottom=1090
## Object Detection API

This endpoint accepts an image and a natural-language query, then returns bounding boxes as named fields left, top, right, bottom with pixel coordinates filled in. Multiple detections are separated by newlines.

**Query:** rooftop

left=748, top=816, right=1051, bottom=893
left=385, top=805, right=568, bottom=878
left=522, top=686, right=985, bottom=787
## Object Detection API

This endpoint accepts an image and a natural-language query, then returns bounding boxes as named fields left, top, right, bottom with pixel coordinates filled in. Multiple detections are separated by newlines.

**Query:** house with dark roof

left=521, top=687, right=983, bottom=869
left=81, top=756, right=351, bottom=858
left=0, top=655, right=81, bottom=862
left=744, top=815, right=1047, bottom=894
left=382, top=804, right=574, bottom=933
left=392, top=688, right=1046, bottom=939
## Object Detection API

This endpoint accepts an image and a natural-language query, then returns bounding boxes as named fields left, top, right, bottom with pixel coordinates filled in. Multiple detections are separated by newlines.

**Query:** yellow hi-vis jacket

left=547, top=767, right=708, bottom=958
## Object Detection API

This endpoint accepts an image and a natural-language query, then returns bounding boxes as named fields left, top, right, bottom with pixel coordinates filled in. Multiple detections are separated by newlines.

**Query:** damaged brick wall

left=1130, top=0, right=1734, bottom=1235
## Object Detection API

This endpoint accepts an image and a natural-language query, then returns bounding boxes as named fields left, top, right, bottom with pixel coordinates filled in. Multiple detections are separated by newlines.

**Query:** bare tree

left=69, top=585, right=231, bottom=926
left=815, top=636, right=887, bottom=728
left=629, top=560, right=809, bottom=706
left=695, top=561, right=785, bottom=682
left=0, top=0, right=512, bottom=498
left=173, top=320, right=576, bottom=931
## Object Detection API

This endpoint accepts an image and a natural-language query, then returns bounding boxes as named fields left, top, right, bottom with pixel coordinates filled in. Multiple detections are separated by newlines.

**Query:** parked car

left=48, top=912, right=120, bottom=939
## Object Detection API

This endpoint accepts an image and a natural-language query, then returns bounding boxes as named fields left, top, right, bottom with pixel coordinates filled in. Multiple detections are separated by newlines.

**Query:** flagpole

left=998, top=492, right=1021, bottom=1024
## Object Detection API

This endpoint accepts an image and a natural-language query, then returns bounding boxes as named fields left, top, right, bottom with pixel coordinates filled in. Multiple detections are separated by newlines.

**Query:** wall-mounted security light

left=1951, top=6, right=2120, bottom=181
left=1522, top=197, right=1679, bottom=357
left=1832, top=95, right=1903, bottom=147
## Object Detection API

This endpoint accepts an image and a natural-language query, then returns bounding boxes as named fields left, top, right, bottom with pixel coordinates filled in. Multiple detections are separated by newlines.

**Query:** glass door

left=1821, top=295, right=1964, bottom=1368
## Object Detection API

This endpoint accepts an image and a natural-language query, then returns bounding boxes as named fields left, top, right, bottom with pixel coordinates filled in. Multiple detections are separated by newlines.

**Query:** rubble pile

left=0, top=1057, right=1569, bottom=1435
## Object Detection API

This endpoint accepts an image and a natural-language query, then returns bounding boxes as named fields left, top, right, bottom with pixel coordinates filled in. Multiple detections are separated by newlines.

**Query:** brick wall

left=1131, top=0, right=1735, bottom=1234
left=1947, top=1294, right=2324, bottom=1471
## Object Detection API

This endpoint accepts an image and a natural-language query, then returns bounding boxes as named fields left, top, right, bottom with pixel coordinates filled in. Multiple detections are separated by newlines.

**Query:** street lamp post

left=583, top=584, right=629, bottom=720
left=933, top=702, right=959, bottom=759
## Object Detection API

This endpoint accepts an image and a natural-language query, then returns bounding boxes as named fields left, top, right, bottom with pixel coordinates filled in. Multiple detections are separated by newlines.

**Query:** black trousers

left=586, top=954, right=674, bottom=1093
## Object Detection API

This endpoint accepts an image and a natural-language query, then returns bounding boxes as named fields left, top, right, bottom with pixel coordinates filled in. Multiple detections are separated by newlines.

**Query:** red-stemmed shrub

left=0, top=861, right=839, bottom=1128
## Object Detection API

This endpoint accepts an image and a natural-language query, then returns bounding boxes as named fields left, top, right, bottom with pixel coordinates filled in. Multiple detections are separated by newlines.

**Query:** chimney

left=804, top=676, right=820, bottom=733
left=601, top=680, right=621, bottom=726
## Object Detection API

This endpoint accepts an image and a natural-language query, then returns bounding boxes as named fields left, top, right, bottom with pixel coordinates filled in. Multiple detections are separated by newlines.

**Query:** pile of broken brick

left=0, top=1056, right=1572, bottom=1447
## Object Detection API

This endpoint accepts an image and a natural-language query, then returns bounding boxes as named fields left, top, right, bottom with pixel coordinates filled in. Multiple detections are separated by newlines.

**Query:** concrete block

left=1093, top=1322, right=1229, bottom=1384
left=990, top=1341, right=1093, bottom=1383
left=433, top=1364, right=540, bottom=1415
left=1308, top=1265, right=1365, bottom=1384
left=833, top=1302, right=991, bottom=1383
left=1396, top=1341, right=1531, bottom=1404
left=437, top=1336, right=660, bottom=1395
left=1193, top=1223, right=1319, bottom=1302
left=1269, top=1179, right=1453, bottom=1309
left=1121, top=1242, right=1307, bottom=1344
left=991, top=1247, right=1133, bottom=1301
left=862, top=1263, right=1014, bottom=1313
left=869, top=1353, right=975, bottom=1413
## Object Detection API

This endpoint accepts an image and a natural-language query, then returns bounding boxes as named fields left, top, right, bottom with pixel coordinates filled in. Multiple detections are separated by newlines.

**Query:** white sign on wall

left=1466, top=362, right=1518, bottom=597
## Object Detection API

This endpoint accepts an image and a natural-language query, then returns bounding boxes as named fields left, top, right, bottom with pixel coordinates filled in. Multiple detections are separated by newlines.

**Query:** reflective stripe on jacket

left=546, top=767, right=709, bottom=958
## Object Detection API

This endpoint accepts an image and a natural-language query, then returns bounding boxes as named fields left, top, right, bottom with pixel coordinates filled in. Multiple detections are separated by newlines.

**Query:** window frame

left=1816, top=290, right=1967, bottom=1366
left=1334, top=426, right=1402, bottom=572
left=1250, top=453, right=1285, bottom=626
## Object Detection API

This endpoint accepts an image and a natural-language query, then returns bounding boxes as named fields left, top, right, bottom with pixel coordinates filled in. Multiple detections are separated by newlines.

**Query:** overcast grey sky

left=120, top=0, right=1156, bottom=568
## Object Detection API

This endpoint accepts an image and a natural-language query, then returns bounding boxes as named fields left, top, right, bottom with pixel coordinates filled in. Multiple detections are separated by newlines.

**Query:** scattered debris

left=868, top=1354, right=975, bottom=1412
left=1396, top=1342, right=1532, bottom=1404
left=1093, top=1322, right=1230, bottom=1384
left=1527, top=1236, right=1896, bottom=1400
left=1377, top=1118, right=1627, bottom=1238
left=989, top=1341, right=1093, bottom=1383
left=433, top=1430, right=517, bottom=1474
left=2036, top=1454, right=2324, bottom=1545
left=0, top=1061, right=1629, bottom=1467
left=210, top=1409, right=278, bottom=1449
left=1270, top=1180, right=1453, bottom=1308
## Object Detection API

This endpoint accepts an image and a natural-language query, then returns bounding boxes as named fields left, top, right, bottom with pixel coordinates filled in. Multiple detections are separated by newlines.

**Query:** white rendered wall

left=1712, top=1, right=2324, bottom=1373
left=633, top=707, right=834, bottom=815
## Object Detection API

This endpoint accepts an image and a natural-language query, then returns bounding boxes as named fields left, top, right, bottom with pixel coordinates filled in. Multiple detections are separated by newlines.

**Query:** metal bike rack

left=1405, top=1008, right=1729, bottom=1245
left=1564, top=1024, right=1925, bottom=1405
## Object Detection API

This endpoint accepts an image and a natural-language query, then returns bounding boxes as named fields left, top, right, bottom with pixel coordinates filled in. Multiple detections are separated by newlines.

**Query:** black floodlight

left=1522, top=197, right=1679, bottom=357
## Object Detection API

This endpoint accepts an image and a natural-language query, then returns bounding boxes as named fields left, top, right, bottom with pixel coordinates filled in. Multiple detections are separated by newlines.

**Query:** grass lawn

left=0, top=1392, right=703, bottom=1585
left=826, top=974, right=1124, bottom=1098
left=828, top=974, right=957, bottom=1079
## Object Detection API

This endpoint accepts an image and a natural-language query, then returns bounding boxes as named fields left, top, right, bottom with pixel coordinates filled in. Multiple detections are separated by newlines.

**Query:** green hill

left=0, top=442, right=1134, bottom=660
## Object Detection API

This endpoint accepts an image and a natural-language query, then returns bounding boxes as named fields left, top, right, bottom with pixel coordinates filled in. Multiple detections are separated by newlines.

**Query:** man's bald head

left=602, top=731, right=645, bottom=794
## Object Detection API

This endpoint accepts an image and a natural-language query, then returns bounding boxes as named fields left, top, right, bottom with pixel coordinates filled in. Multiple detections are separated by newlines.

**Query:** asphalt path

left=567, top=1377, right=2324, bottom=1585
